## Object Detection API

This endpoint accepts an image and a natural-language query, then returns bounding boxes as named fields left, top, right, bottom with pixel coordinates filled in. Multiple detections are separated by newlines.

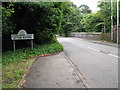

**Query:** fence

left=112, top=25, right=120, bottom=43
left=100, top=33, right=111, bottom=42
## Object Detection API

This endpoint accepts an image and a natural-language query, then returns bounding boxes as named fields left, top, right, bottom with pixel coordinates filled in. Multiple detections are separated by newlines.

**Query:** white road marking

left=87, top=47, right=119, bottom=58
left=87, top=47, right=100, bottom=52
left=108, top=54, right=120, bottom=58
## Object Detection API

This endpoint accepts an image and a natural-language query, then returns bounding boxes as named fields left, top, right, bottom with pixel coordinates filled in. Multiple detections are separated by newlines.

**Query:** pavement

left=24, top=52, right=86, bottom=88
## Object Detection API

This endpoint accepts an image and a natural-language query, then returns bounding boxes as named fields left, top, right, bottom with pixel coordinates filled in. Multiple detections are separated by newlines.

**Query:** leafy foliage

left=97, top=0, right=119, bottom=33
left=3, top=42, right=63, bottom=65
left=81, top=12, right=103, bottom=32
left=2, top=2, right=63, bottom=51
left=80, top=0, right=119, bottom=33
left=60, top=3, right=84, bottom=36
left=2, top=3, right=16, bottom=51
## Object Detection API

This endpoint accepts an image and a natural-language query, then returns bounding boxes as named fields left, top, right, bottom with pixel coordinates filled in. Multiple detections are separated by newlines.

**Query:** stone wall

left=70, top=32, right=101, bottom=40
left=70, top=27, right=120, bottom=43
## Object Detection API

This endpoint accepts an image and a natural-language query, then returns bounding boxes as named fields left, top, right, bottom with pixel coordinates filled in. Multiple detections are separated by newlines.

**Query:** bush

left=2, top=42, right=63, bottom=65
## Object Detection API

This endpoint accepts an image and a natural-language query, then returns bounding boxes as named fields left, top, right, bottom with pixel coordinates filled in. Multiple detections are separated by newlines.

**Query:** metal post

left=13, top=40, right=15, bottom=51
left=31, top=40, right=33, bottom=50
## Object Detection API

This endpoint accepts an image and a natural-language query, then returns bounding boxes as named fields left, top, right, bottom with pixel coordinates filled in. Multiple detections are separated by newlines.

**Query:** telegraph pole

left=111, top=0, right=113, bottom=42
left=117, top=0, right=119, bottom=43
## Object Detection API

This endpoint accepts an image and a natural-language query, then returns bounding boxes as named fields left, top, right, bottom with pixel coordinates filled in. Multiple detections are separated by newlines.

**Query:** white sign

left=11, top=34, right=34, bottom=40
left=11, top=29, right=34, bottom=40
left=11, top=29, right=34, bottom=51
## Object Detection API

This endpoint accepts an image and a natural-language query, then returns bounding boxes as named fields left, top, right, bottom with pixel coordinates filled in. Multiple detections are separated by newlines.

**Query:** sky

left=70, top=0, right=100, bottom=13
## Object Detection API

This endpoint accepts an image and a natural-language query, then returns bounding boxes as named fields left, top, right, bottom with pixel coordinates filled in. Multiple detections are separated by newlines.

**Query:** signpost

left=11, top=29, right=34, bottom=51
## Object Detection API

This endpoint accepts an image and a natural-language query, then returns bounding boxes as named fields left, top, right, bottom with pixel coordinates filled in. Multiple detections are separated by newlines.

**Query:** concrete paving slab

left=23, top=52, right=85, bottom=88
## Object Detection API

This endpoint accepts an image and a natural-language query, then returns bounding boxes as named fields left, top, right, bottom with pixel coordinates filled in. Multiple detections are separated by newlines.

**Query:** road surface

left=57, top=37, right=118, bottom=88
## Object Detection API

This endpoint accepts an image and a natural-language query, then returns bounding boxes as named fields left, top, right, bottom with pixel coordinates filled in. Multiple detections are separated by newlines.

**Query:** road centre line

left=108, top=54, right=120, bottom=58
left=87, top=47, right=119, bottom=58
left=87, top=47, right=100, bottom=52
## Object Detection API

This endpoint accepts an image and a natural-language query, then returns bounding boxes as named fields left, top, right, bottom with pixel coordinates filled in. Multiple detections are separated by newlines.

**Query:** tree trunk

left=104, top=24, right=106, bottom=33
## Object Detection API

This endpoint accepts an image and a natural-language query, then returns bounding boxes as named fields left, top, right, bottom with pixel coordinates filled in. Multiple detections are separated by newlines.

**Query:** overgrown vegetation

left=3, top=42, right=63, bottom=65
left=2, top=2, right=63, bottom=51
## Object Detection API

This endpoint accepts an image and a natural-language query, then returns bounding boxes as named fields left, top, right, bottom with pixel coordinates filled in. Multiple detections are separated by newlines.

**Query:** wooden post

left=31, top=40, right=33, bottom=50
left=13, top=40, right=15, bottom=51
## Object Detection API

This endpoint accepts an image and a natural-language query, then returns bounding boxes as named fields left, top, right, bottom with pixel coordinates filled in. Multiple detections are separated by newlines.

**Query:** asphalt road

left=57, top=37, right=118, bottom=88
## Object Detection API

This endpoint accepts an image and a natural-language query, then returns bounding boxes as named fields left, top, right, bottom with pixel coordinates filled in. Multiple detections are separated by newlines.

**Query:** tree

left=81, top=12, right=103, bottom=32
left=60, top=3, right=83, bottom=36
left=2, top=2, right=16, bottom=51
left=97, top=0, right=119, bottom=33
left=79, top=4, right=92, bottom=15
left=97, top=1, right=111, bottom=33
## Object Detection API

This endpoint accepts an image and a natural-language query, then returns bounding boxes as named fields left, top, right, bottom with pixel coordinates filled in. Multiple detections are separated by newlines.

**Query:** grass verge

left=2, top=58, right=35, bottom=88
left=2, top=42, right=63, bottom=88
